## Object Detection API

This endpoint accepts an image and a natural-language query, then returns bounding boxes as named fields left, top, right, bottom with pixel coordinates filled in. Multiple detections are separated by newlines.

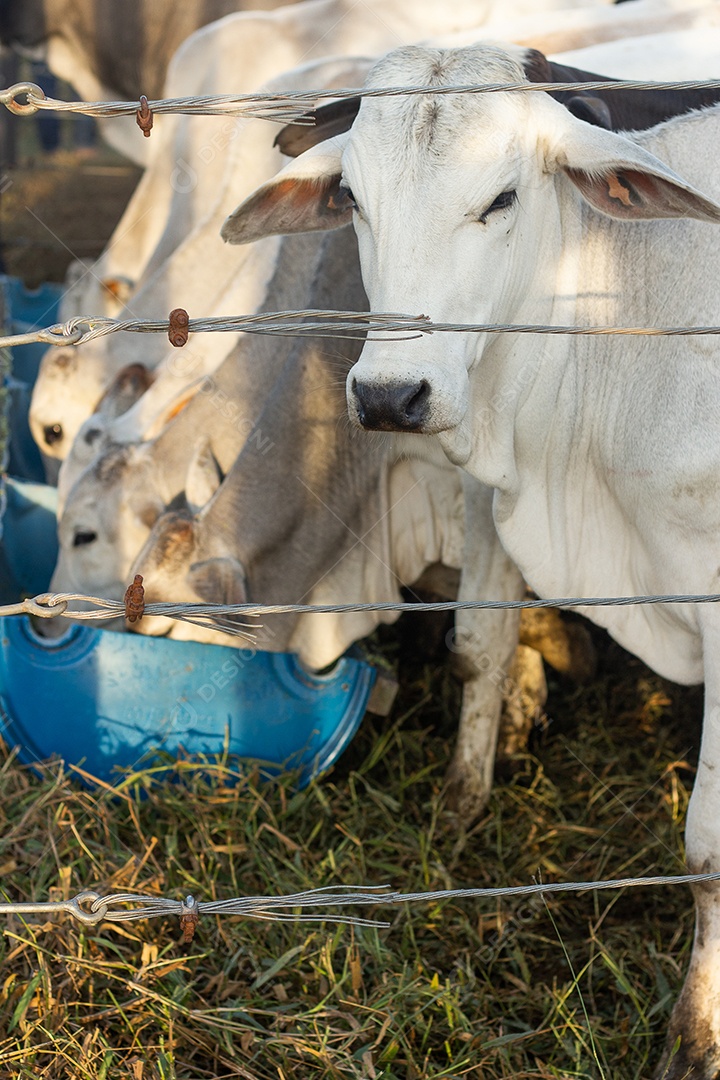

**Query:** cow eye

left=478, top=189, right=516, bottom=223
left=73, top=530, right=98, bottom=547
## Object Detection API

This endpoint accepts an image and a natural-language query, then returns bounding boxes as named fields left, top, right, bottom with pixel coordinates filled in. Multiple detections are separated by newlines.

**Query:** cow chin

left=436, top=416, right=474, bottom=467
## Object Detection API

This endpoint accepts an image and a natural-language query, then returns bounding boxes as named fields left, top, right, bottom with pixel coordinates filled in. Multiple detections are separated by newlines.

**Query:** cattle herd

left=4, top=0, right=720, bottom=1073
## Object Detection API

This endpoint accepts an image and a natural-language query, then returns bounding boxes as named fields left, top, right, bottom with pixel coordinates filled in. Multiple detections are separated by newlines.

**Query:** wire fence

left=4, top=870, right=720, bottom=935
left=2, top=589, right=719, bottom=642
left=5, top=77, right=720, bottom=125
left=6, top=310, right=720, bottom=351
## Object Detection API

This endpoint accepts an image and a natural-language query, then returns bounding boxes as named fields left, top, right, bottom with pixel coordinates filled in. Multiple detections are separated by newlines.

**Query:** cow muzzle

left=351, top=378, right=431, bottom=432
left=43, top=423, right=63, bottom=447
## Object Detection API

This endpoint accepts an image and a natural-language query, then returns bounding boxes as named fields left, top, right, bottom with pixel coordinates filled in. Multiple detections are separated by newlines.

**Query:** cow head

left=55, top=364, right=200, bottom=515
left=29, top=341, right=141, bottom=463
left=54, top=362, right=156, bottom=512
left=51, top=427, right=221, bottom=602
left=223, top=44, right=720, bottom=464
left=51, top=443, right=164, bottom=600
left=128, top=446, right=247, bottom=640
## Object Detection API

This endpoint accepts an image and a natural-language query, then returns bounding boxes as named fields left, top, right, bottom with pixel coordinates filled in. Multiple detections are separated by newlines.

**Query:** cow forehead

left=344, top=109, right=530, bottom=228
left=362, top=43, right=527, bottom=95
left=350, top=99, right=524, bottom=170
left=348, top=46, right=538, bottom=186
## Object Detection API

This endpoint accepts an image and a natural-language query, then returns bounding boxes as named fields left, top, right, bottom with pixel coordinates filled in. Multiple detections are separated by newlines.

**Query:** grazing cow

left=221, top=43, right=720, bottom=1078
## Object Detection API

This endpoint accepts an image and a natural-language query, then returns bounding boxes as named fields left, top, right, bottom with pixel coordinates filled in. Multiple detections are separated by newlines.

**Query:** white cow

left=31, top=0, right=713, bottom=467
left=221, top=44, right=720, bottom=1078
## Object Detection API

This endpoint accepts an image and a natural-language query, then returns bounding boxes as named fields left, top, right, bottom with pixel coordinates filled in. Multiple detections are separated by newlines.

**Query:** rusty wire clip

left=124, top=575, right=145, bottom=622
left=179, top=895, right=200, bottom=944
left=168, top=307, right=190, bottom=348
left=136, top=95, right=154, bottom=137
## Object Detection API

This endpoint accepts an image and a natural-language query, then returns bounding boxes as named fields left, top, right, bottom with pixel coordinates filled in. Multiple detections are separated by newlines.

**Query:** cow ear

left=566, top=94, right=612, bottom=130
left=221, top=137, right=349, bottom=245
left=188, top=556, right=247, bottom=605
left=185, top=437, right=222, bottom=514
left=554, top=114, right=720, bottom=222
left=141, top=380, right=203, bottom=441
left=95, top=363, right=155, bottom=419
left=274, top=96, right=361, bottom=158
left=564, top=164, right=720, bottom=221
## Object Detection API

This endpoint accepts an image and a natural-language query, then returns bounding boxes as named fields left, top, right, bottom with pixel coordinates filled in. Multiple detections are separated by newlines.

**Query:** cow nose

left=43, top=423, right=63, bottom=446
left=352, top=378, right=431, bottom=431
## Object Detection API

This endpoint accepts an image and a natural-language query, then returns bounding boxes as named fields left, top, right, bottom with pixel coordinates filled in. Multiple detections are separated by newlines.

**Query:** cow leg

left=518, top=607, right=596, bottom=684
left=658, top=619, right=720, bottom=1079
left=446, top=477, right=525, bottom=823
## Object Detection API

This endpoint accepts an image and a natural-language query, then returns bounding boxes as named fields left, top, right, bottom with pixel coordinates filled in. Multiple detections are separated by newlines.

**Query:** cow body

left=223, top=44, right=720, bottom=1077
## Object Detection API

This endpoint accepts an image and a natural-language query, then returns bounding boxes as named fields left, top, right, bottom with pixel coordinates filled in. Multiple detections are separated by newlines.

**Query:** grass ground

left=0, top=623, right=704, bottom=1079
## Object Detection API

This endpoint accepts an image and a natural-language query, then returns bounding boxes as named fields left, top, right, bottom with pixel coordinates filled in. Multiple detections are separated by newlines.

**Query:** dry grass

left=0, top=623, right=703, bottom=1079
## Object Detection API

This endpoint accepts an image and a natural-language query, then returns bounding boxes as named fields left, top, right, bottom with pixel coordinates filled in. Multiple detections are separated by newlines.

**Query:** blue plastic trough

left=0, top=276, right=377, bottom=787
left=0, top=616, right=375, bottom=786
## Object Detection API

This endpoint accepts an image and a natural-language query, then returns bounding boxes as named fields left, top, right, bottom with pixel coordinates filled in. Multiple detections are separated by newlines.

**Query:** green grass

left=0, top=626, right=703, bottom=1079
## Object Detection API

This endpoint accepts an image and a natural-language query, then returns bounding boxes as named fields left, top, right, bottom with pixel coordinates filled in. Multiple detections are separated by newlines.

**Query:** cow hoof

left=444, top=763, right=491, bottom=825
left=655, top=992, right=720, bottom=1079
